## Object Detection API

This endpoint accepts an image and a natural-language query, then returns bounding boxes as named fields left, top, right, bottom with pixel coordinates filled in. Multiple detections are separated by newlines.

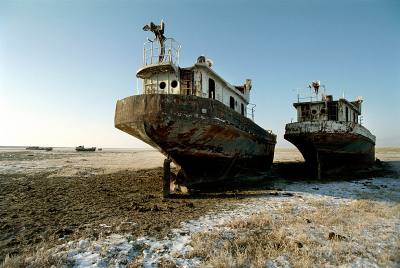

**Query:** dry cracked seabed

left=0, top=148, right=399, bottom=267
left=0, top=149, right=244, bottom=267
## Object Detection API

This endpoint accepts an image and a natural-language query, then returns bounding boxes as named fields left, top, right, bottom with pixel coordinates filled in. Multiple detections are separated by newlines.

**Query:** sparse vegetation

left=1, top=242, right=68, bottom=268
left=189, top=199, right=400, bottom=267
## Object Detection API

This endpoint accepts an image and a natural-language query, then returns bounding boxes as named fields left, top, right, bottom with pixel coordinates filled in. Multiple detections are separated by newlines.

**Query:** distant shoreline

left=0, top=146, right=157, bottom=152
left=2, top=146, right=399, bottom=149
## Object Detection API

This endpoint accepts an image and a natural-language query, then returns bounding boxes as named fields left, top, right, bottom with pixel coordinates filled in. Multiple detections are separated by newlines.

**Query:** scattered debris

left=328, top=232, right=347, bottom=241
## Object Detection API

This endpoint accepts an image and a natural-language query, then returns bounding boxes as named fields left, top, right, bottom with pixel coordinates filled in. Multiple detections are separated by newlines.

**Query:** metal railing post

left=143, top=45, right=146, bottom=65
left=141, top=38, right=181, bottom=67
left=178, top=45, right=181, bottom=65
left=150, top=42, right=153, bottom=64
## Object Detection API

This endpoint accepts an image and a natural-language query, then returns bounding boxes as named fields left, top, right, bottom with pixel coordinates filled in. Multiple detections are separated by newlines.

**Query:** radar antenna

left=308, top=80, right=320, bottom=95
left=143, top=19, right=166, bottom=63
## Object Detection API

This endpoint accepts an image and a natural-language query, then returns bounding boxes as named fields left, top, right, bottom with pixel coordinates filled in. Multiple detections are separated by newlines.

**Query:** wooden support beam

left=316, top=151, right=321, bottom=180
left=163, top=158, right=172, bottom=198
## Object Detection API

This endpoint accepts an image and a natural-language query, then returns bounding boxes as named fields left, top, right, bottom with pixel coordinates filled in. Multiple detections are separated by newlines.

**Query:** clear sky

left=1, top=0, right=399, bottom=148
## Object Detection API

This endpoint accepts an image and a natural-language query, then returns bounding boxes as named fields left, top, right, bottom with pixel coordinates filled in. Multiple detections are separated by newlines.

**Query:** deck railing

left=247, top=103, right=256, bottom=121
left=143, top=38, right=181, bottom=66
left=295, top=85, right=326, bottom=103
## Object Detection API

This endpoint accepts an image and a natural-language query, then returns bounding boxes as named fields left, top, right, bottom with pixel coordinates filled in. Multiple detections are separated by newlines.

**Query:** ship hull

left=115, top=94, right=276, bottom=186
left=75, top=148, right=96, bottom=152
left=284, top=121, right=376, bottom=174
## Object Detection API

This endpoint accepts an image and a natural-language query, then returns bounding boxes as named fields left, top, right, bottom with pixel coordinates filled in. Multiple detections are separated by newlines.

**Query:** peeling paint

left=115, top=94, right=276, bottom=185
left=285, top=105, right=376, bottom=174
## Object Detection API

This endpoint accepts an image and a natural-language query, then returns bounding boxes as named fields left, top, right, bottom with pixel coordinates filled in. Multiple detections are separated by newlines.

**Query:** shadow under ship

left=284, top=81, right=376, bottom=176
left=115, top=21, right=276, bottom=186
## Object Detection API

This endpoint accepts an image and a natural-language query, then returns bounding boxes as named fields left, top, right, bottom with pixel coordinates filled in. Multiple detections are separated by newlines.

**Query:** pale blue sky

left=1, top=0, right=399, bottom=148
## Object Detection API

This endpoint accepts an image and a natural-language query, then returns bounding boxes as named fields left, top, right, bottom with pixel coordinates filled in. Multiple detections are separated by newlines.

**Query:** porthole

left=311, top=109, right=317, bottom=115
left=159, top=82, right=166, bottom=89
left=171, top=80, right=178, bottom=88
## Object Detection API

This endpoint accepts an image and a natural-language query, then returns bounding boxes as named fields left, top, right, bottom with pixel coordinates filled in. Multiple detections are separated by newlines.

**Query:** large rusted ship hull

left=115, top=94, right=276, bottom=185
left=285, top=121, right=376, bottom=174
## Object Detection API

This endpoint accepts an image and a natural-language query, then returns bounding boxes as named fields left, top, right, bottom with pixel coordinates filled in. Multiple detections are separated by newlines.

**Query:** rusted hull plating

left=115, top=94, right=276, bottom=185
left=284, top=122, right=375, bottom=174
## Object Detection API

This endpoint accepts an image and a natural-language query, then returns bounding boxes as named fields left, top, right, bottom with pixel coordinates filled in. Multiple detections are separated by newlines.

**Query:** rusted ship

left=115, top=21, right=276, bottom=186
left=26, top=146, right=53, bottom=151
left=75, top=146, right=96, bottom=152
left=284, top=81, right=376, bottom=177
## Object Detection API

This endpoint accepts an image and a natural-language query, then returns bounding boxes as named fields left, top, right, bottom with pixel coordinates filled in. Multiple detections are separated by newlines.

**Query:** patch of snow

left=345, top=257, right=380, bottom=268
left=266, top=255, right=291, bottom=268
left=63, top=234, right=138, bottom=267
left=78, top=239, right=89, bottom=249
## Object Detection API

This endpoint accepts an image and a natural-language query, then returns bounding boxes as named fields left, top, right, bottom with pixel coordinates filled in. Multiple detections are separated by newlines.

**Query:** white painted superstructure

left=136, top=38, right=252, bottom=118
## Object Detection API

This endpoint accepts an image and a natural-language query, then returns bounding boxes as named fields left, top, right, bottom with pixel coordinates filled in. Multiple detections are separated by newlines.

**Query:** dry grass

left=0, top=242, right=68, bottom=268
left=189, top=199, right=400, bottom=267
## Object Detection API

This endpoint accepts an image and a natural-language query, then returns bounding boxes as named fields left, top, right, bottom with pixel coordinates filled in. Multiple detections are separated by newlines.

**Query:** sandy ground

left=0, top=147, right=399, bottom=267
left=0, top=148, right=167, bottom=177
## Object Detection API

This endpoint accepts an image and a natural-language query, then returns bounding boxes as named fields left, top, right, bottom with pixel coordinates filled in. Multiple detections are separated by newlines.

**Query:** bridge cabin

left=293, top=95, right=363, bottom=124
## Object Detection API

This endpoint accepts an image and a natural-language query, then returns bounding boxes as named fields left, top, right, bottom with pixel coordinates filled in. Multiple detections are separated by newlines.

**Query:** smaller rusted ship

left=115, top=21, right=276, bottom=187
left=284, top=81, right=376, bottom=177
left=75, top=145, right=96, bottom=152
left=26, top=146, right=53, bottom=151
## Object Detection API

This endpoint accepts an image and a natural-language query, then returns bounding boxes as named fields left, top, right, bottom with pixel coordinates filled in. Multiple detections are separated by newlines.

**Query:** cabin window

left=301, top=105, right=310, bottom=121
left=241, top=103, right=244, bottom=115
left=184, top=81, right=188, bottom=95
left=346, top=107, right=349, bottom=122
left=171, top=80, right=178, bottom=88
left=353, top=113, right=356, bottom=123
left=320, top=108, right=326, bottom=114
left=327, top=102, right=338, bottom=121
left=159, top=82, right=166, bottom=89
left=311, top=109, right=317, bottom=115
left=180, top=70, right=193, bottom=95
left=230, top=96, right=235, bottom=109
left=208, top=78, right=215, bottom=99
